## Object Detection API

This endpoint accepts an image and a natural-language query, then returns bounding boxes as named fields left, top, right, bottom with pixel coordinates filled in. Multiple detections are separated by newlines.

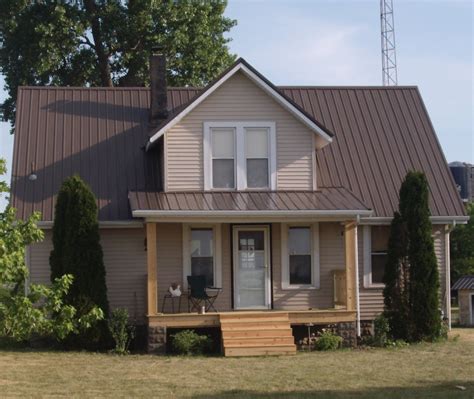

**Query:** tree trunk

left=83, top=0, right=113, bottom=87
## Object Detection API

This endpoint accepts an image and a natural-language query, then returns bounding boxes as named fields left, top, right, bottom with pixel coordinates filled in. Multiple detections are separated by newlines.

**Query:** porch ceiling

left=128, top=188, right=372, bottom=218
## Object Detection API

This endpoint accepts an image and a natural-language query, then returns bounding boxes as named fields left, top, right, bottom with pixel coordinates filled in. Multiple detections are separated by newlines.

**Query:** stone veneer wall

left=335, top=322, right=357, bottom=348
left=148, top=324, right=167, bottom=354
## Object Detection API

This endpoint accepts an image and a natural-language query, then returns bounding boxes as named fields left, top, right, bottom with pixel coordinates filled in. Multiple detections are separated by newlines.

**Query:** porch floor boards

left=148, top=309, right=356, bottom=328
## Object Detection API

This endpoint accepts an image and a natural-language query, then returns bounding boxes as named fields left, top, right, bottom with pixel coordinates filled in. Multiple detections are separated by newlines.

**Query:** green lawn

left=0, top=329, right=473, bottom=398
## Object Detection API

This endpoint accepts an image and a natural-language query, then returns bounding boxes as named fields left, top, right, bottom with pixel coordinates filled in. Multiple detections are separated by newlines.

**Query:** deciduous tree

left=0, top=159, right=103, bottom=342
left=0, top=0, right=236, bottom=126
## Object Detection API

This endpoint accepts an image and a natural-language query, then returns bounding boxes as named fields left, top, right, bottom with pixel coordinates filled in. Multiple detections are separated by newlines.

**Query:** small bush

left=108, top=308, right=135, bottom=355
left=386, top=339, right=409, bottom=348
left=171, top=330, right=211, bottom=355
left=373, top=314, right=390, bottom=347
left=435, top=320, right=449, bottom=342
left=314, top=330, right=342, bottom=351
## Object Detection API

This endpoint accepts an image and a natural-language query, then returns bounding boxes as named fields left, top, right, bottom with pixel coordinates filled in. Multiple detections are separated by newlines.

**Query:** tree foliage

left=450, top=203, right=474, bottom=282
left=0, top=0, right=236, bottom=125
left=383, top=171, right=441, bottom=342
left=383, top=211, right=410, bottom=340
left=0, top=159, right=103, bottom=342
left=50, top=175, right=109, bottom=320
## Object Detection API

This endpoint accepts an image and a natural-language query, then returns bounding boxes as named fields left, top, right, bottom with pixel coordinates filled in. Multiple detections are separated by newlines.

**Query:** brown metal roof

left=11, top=87, right=198, bottom=221
left=128, top=188, right=371, bottom=215
left=280, top=86, right=466, bottom=218
left=11, top=83, right=465, bottom=221
left=452, top=275, right=474, bottom=290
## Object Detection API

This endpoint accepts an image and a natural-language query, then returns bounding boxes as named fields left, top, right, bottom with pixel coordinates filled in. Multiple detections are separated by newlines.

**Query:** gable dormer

left=146, top=59, right=333, bottom=192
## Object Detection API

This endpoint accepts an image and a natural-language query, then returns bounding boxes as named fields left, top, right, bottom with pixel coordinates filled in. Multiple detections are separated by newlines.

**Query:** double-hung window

left=245, top=128, right=269, bottom=188
left=211, top=128, right=235, bottom=189
left=363, top=225, right=389, bottom=287
left=183, top=225, right=222, bottom=289
left=190, top=228, right=214, bottom=287
left=204, top=122, right=276, bottom=190
left=281, top=223, right=320, bottom=289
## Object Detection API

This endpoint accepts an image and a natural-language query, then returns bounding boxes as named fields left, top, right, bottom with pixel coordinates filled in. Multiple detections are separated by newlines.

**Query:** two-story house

left=11, top=51, right=467, bottom=356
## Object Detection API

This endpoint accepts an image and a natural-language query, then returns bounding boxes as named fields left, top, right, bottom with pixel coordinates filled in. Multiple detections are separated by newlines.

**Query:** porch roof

left=128, top=187, right=372, bottom=218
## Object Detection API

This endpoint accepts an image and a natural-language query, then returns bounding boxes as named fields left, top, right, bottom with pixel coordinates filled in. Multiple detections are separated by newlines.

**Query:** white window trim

left=182, top=224, right=222, bottom=289
left=363, top=225, right=386, bottom=289
left=203, top=121, right=277, bottom=191
left=470, top=292, right=474, bottom=325
left=281, top=222, right=320, bottom=290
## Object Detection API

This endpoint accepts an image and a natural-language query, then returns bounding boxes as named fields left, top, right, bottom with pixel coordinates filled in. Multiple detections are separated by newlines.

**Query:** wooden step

left=219, top=316, right=290, bottom=323
left=220, top=312, right=289, bottom=319
left=224, top=345, right=296, bottom=357
left=224, top=337, right=295, bottom=347
left=222, top=329, right=293, bottom=338
left=219, top=312, right=296, bottom=357
left=221, top=321, right=291, bottom=330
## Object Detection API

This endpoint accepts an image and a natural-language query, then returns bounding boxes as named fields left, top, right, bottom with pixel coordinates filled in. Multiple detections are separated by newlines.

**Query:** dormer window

left=204, top=122, right=276, bottom=191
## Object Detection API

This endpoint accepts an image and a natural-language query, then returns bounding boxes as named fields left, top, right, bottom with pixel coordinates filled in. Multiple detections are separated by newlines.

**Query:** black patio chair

left=187, top=275, right=221, bottom=313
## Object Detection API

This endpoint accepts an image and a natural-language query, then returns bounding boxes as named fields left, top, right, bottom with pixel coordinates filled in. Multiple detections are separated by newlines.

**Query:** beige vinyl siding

left=165, top=71, right=314, bottom=191
left=29, top=230, right=54, bottom=285
left=458, top=290, right=473, bottom=326
left=157, top=223, right=232, bottom=312
left=28, top=228, right=148, bottom=323
left=359, top=225, right=449, bottom=321
left=101, top=228, right=147, bottom=322
left=156, top=222, right=342, bottom=312
left=156, top=223, right=183, bottom=313
left=272, top=222, right=345, bottom=310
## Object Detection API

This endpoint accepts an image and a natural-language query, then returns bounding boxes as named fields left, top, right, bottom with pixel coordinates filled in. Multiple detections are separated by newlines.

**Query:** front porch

left=144, top=219, right=359, bottom=355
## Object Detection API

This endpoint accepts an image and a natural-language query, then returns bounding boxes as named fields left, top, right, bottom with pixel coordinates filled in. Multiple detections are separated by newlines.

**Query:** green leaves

left=0, top=158, right=103, bottom=342
left=0, top=0, right=236, bottom=126
left=451, top=203, right=474, bottom=282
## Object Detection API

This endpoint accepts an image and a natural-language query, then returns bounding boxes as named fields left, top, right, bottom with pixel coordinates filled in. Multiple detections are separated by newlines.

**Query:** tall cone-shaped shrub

left=50, top=175, right=109, bottom=347
left=383, top=212, right=410, bottom=340
left=383, top=171, right=441, bottom=342
left=400, top=172, right=441, bottom=341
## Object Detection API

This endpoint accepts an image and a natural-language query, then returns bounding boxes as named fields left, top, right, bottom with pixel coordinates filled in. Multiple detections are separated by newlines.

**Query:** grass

left=0, top=329, right=473, bottom=398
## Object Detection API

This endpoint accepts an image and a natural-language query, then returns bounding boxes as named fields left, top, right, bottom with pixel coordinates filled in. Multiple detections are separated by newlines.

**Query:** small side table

left=161, top=293, right=183, bottom=313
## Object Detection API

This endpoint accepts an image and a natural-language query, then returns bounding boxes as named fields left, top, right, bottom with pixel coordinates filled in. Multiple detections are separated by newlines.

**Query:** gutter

left=355, top=216, right=361, bottom=337
left=132, top=209, right=373, bottom=218
left=445, top=221, right=457, bottom=330
left=360, top=215, right=469, bottom=225
left=37, top=220, right=144, bottom=229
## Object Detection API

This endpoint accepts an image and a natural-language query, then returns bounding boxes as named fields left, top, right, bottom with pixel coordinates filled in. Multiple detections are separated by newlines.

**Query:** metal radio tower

left=380, top=0, right=398, bottom=85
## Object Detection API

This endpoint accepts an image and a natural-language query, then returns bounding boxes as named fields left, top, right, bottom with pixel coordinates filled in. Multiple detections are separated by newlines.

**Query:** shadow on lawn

left=190, top=382, right=474, bottom=399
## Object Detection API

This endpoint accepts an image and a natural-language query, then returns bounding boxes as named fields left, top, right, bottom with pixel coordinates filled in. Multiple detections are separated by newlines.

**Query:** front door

left=233, top=226, right=271, bottom=309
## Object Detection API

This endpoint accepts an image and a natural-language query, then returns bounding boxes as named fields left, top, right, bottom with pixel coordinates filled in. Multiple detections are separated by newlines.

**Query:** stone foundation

left=148, top=324, right=167, bottom=354
left=335, top=321, right=357, bottom=348
left=360, top=320, right=374, bottom=337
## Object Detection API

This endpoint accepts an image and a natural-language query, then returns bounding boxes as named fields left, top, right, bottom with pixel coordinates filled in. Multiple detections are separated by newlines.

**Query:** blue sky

left=0, top=0, right=473, bottom=210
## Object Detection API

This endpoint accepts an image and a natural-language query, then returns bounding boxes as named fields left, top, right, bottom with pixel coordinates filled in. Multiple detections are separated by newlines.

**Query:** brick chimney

left=149, top=46, right=168, bottom=127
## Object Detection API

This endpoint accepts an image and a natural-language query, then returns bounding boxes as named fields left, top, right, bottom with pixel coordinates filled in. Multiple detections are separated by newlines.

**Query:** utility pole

left=380, top=0, right=398, bottom=85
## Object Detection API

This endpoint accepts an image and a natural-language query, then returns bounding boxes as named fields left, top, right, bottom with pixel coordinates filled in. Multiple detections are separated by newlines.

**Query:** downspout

left=355, top=215, right=361, bottom=337
left=445, top=221, right=456, bottom=330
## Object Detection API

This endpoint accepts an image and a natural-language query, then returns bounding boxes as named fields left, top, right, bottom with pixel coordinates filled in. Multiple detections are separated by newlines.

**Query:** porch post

left=344, top=221, right=357, bottom=312
left=146, top=222, right=158, bottom=315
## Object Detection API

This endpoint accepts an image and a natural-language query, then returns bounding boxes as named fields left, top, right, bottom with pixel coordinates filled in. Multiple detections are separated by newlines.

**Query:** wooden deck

left=148, top=309, right=356, bottom=327
left=148, top=309, right=355, bottom=357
